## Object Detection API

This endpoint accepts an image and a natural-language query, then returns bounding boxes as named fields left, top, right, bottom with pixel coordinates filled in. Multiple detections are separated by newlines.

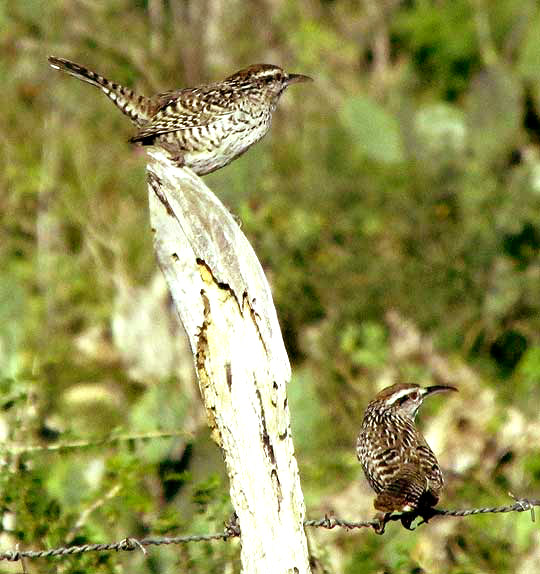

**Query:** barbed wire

left=305, top=495, right=538, bottom=534
left=1, top=496, right=537, bottom=562
left=0, top=532, right=234, bottom=562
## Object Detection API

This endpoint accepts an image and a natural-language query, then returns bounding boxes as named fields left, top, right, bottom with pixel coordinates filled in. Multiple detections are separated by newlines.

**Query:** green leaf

left=518, top=13, right=540, bottom=83
left=466, top=65, right=522, bottom=164
left=415, top=103, right=467, bottom=156
left=340, top=95, right=405, bottom=164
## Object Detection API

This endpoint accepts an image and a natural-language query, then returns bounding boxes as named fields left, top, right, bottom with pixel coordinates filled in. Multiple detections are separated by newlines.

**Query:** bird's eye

left=410, top=391, right=420, bottom=401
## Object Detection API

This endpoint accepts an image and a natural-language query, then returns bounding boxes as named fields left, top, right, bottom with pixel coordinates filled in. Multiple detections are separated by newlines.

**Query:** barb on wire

left=304, top=516, right=379, bottom=530
left=1, top=496, right=538, bottom=562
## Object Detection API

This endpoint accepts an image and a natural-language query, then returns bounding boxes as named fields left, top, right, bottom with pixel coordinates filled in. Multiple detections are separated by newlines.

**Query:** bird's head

left=371, top=382, right=457, bottom=420
left=229, top=64, right=312, bottom=100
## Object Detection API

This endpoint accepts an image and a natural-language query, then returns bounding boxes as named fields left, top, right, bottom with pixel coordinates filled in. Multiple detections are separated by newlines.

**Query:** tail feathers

left=374, top=464, right=438, bottom=513
left=48, top=57, right=106, bottom=89
left=48, top=56, right=155, bottom=127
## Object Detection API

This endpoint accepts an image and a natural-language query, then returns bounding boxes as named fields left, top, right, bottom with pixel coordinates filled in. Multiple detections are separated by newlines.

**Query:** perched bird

left=48, top=56, right=311, bottom=175
left=357, top=383, right=457, bottom=531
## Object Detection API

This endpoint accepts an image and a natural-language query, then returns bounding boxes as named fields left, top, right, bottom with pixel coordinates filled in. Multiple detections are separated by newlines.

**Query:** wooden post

left=146, top=150, right=311, bottom=574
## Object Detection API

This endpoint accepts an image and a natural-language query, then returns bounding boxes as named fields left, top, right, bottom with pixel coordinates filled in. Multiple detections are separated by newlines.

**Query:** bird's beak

left=423, top=385, right=458, bottom=397
left=286, top=73, right=313, bottom=85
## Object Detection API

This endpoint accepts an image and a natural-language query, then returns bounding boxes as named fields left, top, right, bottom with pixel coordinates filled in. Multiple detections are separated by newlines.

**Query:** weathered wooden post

left=147, top=149, right=311, bottom=574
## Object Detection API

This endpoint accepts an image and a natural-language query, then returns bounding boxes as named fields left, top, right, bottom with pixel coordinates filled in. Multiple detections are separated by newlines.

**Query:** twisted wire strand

left=433, top=498, right=539, bottom=518
left=304, top=498, right=539, bottom=531
left=1, top=498, right=537, bottom=561
left=0, top=531, right=238, bottom=562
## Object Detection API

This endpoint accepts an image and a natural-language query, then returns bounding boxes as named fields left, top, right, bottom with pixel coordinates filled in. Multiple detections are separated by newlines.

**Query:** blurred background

left=2, top=1, right=540, bottom=572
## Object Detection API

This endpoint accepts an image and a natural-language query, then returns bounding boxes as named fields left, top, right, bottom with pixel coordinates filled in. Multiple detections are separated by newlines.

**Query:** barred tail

left=48, top=56, right=154, bottom=127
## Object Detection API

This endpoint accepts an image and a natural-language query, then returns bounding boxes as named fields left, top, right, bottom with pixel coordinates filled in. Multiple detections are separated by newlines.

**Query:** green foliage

left=466, top=64, right=523, bottom=166
left=2, top=1, right=540, bottom=572
left=191, top=475, right=223, bottom=513
left=392, top=0, right=479, bottom=99
left=341, top=95, right=405, bottom=164
left=339, top=322, right=388, bottom=369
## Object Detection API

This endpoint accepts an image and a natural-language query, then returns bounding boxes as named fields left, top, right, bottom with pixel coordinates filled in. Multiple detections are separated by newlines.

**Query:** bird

left=47, top=56, right=312, bottom=175
left=357, top=382, right=457, bottom=532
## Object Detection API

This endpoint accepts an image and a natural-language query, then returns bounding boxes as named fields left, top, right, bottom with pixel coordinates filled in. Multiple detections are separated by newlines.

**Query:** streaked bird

left=48, top=56, right=311, bottom=175
left=357, top=382, right=457, bottom=531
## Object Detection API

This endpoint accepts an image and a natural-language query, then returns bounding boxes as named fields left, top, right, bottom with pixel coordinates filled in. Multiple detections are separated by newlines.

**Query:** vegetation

left=2, top=1, right=540, bottom=572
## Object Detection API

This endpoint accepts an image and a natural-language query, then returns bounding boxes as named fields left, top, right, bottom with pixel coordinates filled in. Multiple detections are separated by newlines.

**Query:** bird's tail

left=374, top=464, right=438, bottom=513
left=48, top=56, right=155, bottom=127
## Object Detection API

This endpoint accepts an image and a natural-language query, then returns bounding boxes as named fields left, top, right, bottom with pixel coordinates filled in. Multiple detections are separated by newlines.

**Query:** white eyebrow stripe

left=386, top=388, right=416, bottom=405
left=257, top=69, right=280, bottom=78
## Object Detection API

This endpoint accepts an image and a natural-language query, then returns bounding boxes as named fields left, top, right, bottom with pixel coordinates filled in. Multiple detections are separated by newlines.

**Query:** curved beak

left=286, top=73, right=313, bottom=85
left=423, top=385, right=458, bottom=397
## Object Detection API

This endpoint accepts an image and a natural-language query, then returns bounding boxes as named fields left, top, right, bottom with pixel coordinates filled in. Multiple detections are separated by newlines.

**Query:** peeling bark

left=146, top=149, right=311, bottom=574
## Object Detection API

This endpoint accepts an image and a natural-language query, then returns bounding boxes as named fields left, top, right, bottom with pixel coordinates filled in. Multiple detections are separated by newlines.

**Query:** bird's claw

left=400, top=513, right=416, bottom=531
left=372, top=513, right=390, bottom=535
left=372, top=511, right=420, bottom=534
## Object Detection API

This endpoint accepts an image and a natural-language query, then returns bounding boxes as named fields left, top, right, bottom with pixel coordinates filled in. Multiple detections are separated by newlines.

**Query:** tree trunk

left=146, top=149, right=311, bottom=574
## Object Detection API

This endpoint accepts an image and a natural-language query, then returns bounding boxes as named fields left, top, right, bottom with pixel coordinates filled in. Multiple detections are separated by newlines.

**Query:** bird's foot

left=399, top=512, right=417, bottom=531
left=372, top=511, right=418, bottom=534
left=153, top=142, right=186, bottom=168
left=415, top=506, right=438, bottom=527
left=372, top=512, right=390, bottom=535
left=165, top=153, right=185, bottom=168
left=372, top=507, right=438, bottom=534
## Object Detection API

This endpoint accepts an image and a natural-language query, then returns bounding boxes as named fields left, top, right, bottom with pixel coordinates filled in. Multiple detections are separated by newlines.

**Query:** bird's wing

left=362, top=440, right=411, bottom=495
left=374, top=463, right=427, bottom=513
left=416, top=442, right=444, bottom=491
left=130, top=87, right=236, bottom=143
